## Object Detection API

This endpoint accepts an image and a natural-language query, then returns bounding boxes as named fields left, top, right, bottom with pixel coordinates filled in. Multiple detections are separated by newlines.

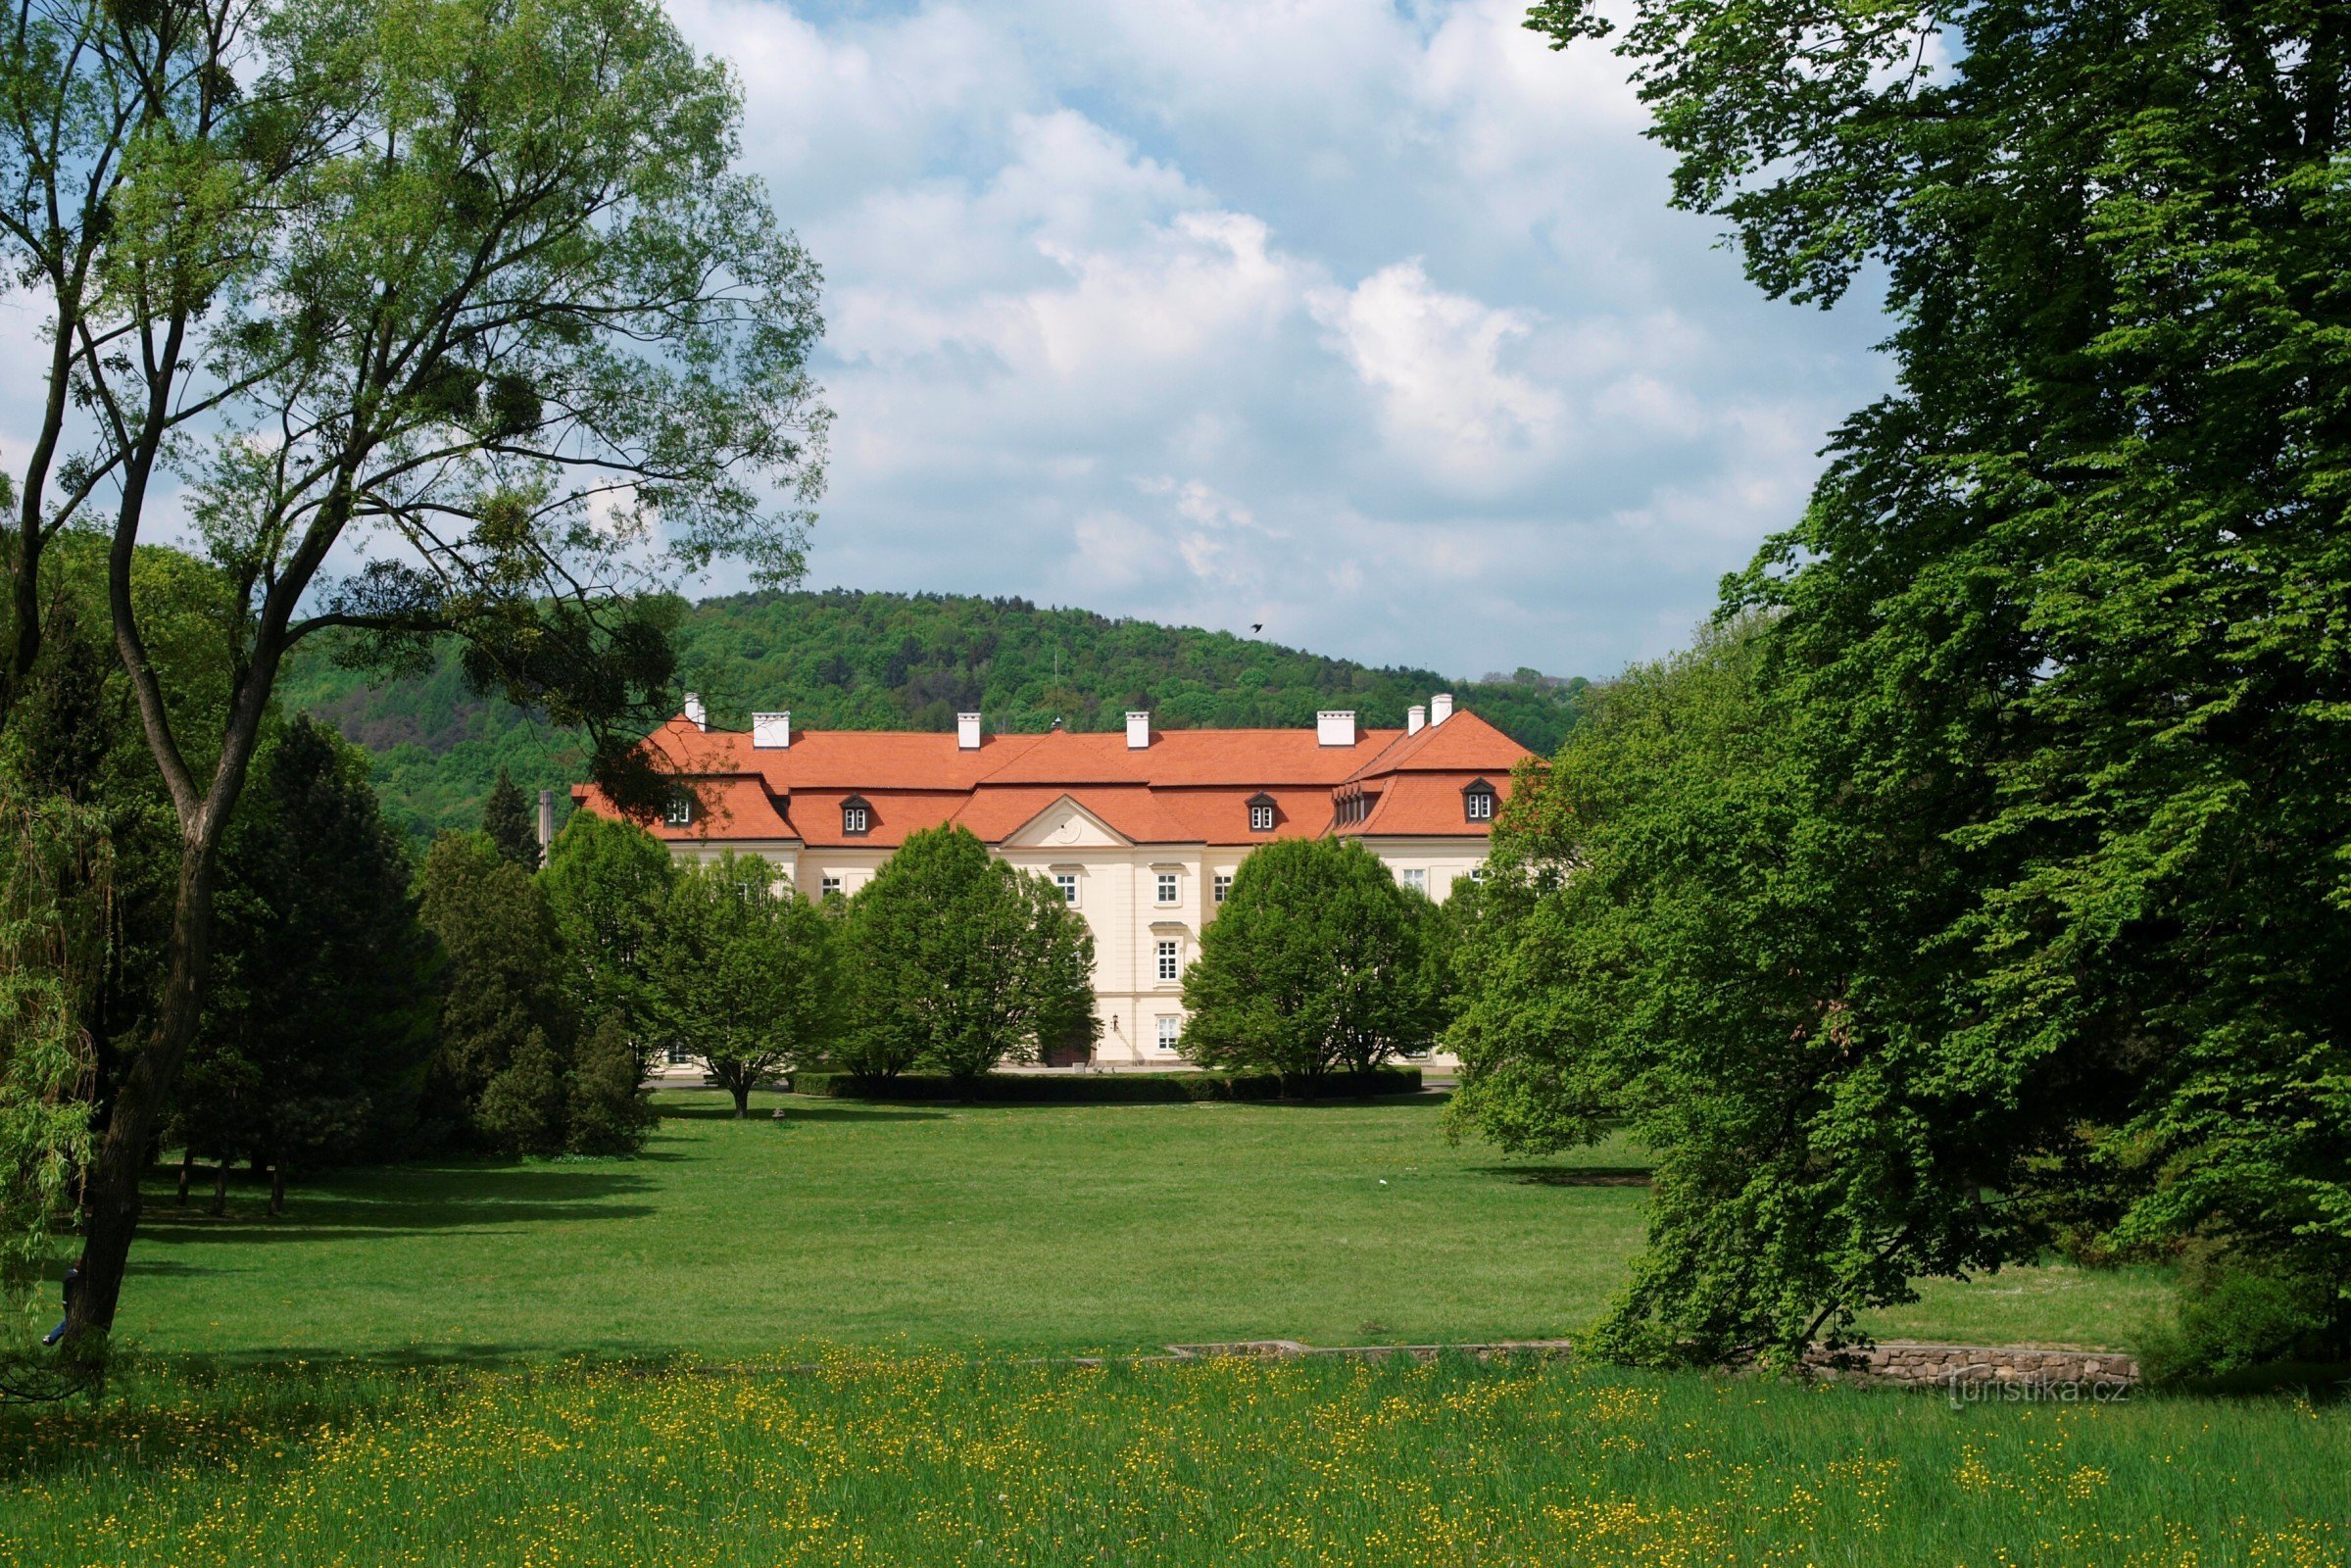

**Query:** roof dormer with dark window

left=842, top=795, right=872, bottom=837
left=1462, top=778, right=1496, bottom=823
left=1246, top=793, right=1277, bottom=833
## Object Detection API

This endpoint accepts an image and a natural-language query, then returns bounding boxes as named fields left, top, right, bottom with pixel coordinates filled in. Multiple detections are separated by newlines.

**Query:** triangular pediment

left=1000, top=795, right=1132, bottom=849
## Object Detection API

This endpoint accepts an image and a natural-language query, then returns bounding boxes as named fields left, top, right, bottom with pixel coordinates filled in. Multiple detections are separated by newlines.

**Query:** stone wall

left=1804, top=1341, right=2137, bottom=1391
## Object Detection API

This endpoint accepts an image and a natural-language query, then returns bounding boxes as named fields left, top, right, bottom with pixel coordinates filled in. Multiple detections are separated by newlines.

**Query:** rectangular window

left=1212, top=873, right=1232, bottom=905
left=662, top=795, right=692, bottom=826
left=843, top=805, right=869, bottom=835
left=664, top=1042, right=692, bottom=1066
left=1055, top=872, right=1078, bottom=906
left=1399, top=867, right=1426, bottom=895
left=1156, top=872, right=1179, bottom=905
left=820, top=876, right=843, bottom=899
left=1155, top=1015, right=1182, bottom=1053
left=1466, top=791, right=1494, bottom=821
left=1155, top=940, right=1180, bottom=983
left=1249, top=803, right=1274, bottom=832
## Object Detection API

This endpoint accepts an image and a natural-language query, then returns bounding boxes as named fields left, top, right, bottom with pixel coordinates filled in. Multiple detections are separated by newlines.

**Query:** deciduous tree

left=653, top=854, right=832, bottom=1115
left=50, top=0, right=828, bottom=1345
left=837, top=827, right=1097, bottom=1080
left=1181, top=837, right=1441, bottom=1081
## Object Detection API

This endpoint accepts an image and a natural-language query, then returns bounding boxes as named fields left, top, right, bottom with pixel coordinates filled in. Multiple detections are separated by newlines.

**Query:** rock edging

left=1802, top=1341, right=2137, bottom=1391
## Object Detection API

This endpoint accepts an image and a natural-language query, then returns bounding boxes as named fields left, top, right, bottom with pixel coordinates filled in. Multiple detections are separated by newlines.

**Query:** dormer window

left=663, top=792, right=693, bottom=827
left=1247, top=792, right=1277, bottom=833
left=842, top=795, right=871, bottom=836
left=1463, top=779, right=1496, bottom=823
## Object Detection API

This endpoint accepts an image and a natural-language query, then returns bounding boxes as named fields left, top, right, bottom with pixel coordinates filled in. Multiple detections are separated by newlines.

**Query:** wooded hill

left=280, top=588, right=1588, bottom=840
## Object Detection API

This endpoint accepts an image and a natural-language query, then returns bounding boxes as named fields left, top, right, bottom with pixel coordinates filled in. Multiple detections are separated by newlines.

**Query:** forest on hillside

left=279, top=588, right=1590, bottom=839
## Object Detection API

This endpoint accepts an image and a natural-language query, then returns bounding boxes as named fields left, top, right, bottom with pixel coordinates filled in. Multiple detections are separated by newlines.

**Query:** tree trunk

left=65, top=839, right=220, bottom=1347
left=175, top=1150, right=193, bottom=1207
left=209, top=1158, right=228, bottom=1218
left=269, top=1163, right=285, bottom=1216
left=731, top=1080, right=751, bottom=1117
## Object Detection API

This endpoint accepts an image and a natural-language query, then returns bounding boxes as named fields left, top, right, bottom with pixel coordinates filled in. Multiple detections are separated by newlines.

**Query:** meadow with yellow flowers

left=10, top=1094, right=2329, bottom=1566
left=6, top=1348, right=2344, bottom=1567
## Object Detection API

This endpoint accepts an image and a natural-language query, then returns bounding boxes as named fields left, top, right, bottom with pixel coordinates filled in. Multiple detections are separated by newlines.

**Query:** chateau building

left=574, top=695, right=1531, bottom=1067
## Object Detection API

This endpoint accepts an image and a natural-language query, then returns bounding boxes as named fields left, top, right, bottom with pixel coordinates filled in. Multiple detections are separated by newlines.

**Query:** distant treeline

left=279, top=588, right=1591, bottom=840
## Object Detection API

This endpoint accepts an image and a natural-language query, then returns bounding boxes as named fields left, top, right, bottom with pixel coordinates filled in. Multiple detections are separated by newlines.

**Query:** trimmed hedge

left=786, top=1066, right=1424, bottom=1103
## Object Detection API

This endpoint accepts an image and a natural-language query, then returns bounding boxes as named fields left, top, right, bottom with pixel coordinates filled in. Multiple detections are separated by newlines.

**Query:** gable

left=997, top=795, right=1133, bottom=849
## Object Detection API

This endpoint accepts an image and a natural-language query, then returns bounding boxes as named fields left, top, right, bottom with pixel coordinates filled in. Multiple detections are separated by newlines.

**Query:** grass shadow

left=1473, top=1164, right=1652, bottom=1188
left=134, top=1163, right=661, bottom=1245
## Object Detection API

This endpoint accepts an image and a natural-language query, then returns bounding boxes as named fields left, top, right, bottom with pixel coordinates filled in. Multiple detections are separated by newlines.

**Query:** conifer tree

left=481, top=768, right=541, bottom=872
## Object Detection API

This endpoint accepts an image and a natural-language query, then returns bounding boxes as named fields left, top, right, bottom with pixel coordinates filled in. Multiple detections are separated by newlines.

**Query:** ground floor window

left=1399, top=867, right=1426, bottom=894
left=1212, top=873, right=1232, bottom=905
left=664, top=1042, right=693, bottom=1066
left=1055, top=872, right=1078, bottom=905
left=1155, top=1015, right=1182, bottom=1053
left=1155, top=939, right=1180, bottom=982
left=820, top=875, right=843, bottom=899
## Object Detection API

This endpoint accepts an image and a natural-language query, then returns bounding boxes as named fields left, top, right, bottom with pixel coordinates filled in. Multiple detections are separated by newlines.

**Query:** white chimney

left=1126, top=710, right=1151, bottom=750
left=956, top=711, right=983, bottom=750
left=1407, top=705, right=1426, bottom=736
left=752, top=711, right=792, bottom=750
left=1316, top=710, right=1356, bottom=748
left=1431, top=693, right=1454, bottom=725
left=682, top=692, right=708, bottom=731
left=536, top=789, right=553, bottom=866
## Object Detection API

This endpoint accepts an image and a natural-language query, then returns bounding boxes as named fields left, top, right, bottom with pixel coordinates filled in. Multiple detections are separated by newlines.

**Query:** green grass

left=117, top=1093, right=2168, bottom=1361
left=5, top=1352, right=2345, bottom=1566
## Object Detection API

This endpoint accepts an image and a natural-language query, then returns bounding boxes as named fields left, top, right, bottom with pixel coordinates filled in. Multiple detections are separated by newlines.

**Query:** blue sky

left=675, top=0, right=1893, bottom=681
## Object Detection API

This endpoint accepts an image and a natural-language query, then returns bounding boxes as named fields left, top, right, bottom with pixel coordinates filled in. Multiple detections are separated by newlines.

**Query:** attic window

left=663, top=793, right=693, bottom=827
left=1247, top=792, right=1276, bottom=833
left=842, top=795, right=871, bottom=837
left=1463, top=779, right=1496, bottom=823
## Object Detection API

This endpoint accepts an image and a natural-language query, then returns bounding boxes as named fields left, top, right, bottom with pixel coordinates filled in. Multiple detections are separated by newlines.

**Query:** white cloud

left=658, top=0, right=1890, bottom=680
left=1310, top=261, right=1566, bottom=484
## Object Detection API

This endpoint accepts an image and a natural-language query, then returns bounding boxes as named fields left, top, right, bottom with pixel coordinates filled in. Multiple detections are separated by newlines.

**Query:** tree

left=481, top=768, right=539, bottom=871
left=565, top=1014, right=656, bottom=1155
left=541, top=811, right=674, bottom=1075
left=837, top=827, right=1098, bottom=1080
left=1482, top=0, right=2351, bottom=1368
left=50, top=0, right=828, bottom=1345
left=416, top=832, right=569, bottom=1152
left=178, top=717, right=440, bottom=1193
left=1182, top=837, right=1442, bottom=1081
left=653, top=854, right=833, bottom=1115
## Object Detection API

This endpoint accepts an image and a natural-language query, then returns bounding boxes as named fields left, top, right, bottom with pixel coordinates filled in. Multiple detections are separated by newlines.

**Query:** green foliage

left=474, top=1028, right=566, bottom=1159
left=836, top=827, right=1099, bottom=1080
left=652, top=854, right=836, bottom=1115
left=1496, top=0, right=2351, bottom=1367
left=416, top=833, right=570, bottom=1152
left=480, top=767, right=539, bottom=871
left=0, top=800, right=105, bottom=1323
left=277, top=590, right=1592, bottom=839
left=2138, top=1250, right=2347, bottom=1388
left=1183, top=837, right=1444, bottom=1079
left=179, top=718, right=440, bottom=1173
left=541, top=810, right=674, bottom=1071
left=564, top=1015, right=656, bottom=1156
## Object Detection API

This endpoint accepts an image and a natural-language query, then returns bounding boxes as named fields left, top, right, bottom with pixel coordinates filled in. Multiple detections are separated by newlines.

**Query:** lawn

left=4, top=1351, right=2344, bottom=1567
left=114, top=1091, right=2168, bottom=1361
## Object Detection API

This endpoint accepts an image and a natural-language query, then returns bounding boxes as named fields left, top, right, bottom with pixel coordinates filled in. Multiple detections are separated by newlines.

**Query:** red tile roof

left=576, top=710, right=1533, bottom=848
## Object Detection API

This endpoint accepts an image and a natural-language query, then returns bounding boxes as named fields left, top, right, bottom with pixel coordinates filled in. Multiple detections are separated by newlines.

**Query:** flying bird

left=1250, top=622, right=1263, bottom=634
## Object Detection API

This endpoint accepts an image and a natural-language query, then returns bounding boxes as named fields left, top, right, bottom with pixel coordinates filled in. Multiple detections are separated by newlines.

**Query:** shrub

left=786, top=1067, right=1422, bottom=1104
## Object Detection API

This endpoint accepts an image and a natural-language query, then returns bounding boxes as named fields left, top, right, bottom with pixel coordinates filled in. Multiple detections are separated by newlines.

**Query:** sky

left=0, top=0, right=1892, bottom=685
left=677, top=0, right=1892, bottom=681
